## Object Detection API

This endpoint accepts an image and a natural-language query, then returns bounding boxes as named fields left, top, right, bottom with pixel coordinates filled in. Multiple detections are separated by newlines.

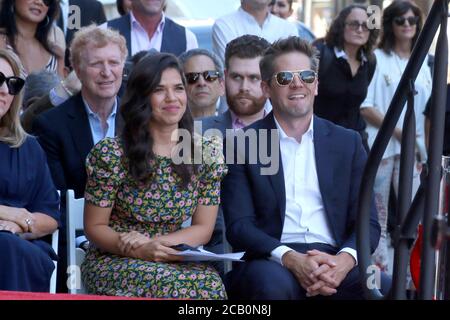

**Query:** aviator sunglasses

left=185, top=70, right=220, bottom=84
left=0, top=72, right=25, bottom=95
left=393, top=16, right=419, bottom=26
left=272, top=70, right=317, bottom=86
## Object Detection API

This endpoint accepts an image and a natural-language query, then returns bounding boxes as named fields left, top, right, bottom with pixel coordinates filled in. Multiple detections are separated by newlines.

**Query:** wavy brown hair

left=120, top=53, right=198, bottom=186
left=324, top=4, right=378, bottom=63
left=379, top=0, right=423, bottom=54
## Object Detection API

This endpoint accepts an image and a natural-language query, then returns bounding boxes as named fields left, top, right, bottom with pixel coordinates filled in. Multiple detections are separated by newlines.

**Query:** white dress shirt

left=270, top=116, right=357, bottom=265
left=212, top=7, right=298, bottom=66
left=100, top=12, right=198, bottom=56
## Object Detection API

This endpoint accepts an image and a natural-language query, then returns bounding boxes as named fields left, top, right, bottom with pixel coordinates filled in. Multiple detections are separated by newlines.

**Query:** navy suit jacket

left=221, top=112, right=380, bottom=260
left=32, top=94, right=121, bottom=199
left=201, top=110, right=232, bottom=136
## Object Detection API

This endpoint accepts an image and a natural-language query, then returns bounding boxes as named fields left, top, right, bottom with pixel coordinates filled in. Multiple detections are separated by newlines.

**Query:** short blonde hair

left=0, top=49, right=27, bottom=148
left=69, top=24, right=128, bottom=68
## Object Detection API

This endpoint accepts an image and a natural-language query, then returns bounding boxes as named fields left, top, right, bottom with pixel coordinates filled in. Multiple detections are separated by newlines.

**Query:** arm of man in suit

left=32, top=115, right=68, bottom=192
left=221, top=160, right=283, bottom=259
left=340, top=131, right=381, bottom=254
left=306, top=131, right=381, bottom=296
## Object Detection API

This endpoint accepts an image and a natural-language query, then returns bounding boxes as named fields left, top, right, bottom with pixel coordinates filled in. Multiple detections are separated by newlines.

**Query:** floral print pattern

left=81, top=136, right=228, bottom=299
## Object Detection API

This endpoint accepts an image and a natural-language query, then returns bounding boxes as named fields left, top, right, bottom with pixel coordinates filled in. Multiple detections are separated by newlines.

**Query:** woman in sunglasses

left=0, top=0, right=66, bottom=77
left=361, top=0, right=431, bottom=274
left=313, top=4, right=378, bottom=151
left=81, top=53, right=227, bottom=299
left=0, top=49, right=60, bottom=292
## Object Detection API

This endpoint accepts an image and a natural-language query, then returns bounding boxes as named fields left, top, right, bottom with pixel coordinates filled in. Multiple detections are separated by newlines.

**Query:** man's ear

left=261, top=80, right=271, bottom=99
left=218, top=78, right=225, bottom=96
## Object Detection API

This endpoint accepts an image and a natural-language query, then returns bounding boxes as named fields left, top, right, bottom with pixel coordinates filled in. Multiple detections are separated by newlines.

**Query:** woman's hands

left=118, top=231, right=183, bottom=262
left=0, top=220, right=23, bottom=233
left=118, top=231, right=151, bottom=256
left=0, top=205, right=35, bottom=233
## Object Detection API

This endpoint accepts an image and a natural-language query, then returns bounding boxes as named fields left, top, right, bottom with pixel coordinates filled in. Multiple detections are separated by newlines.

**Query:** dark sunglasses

left=185, top=71, right=220, bottom=84
left=393, top=16, right=419, bottom=26
left=272, top=70, right=317, bottom=86
left=345, top=20, right=369, bottom=32
left=0, top=72, right=25, bottom=95
left=42, top=0, right=53, bottom=7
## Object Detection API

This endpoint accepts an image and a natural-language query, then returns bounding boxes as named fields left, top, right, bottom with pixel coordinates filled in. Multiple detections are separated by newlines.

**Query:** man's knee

left=226, top=260, right=303, bottom=300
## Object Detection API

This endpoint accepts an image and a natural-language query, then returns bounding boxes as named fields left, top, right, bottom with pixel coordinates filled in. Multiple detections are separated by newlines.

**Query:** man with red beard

left=202, top=35, right=270, bottom=134
left=201, top=35, right=270, bottom=278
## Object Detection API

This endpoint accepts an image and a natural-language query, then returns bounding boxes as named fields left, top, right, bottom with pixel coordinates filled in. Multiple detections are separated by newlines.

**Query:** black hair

left=120, top=53, right=198, bottom=186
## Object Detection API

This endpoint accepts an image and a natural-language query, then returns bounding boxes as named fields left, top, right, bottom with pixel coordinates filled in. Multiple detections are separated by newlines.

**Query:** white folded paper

left=173, top=248, right=245, bottom=262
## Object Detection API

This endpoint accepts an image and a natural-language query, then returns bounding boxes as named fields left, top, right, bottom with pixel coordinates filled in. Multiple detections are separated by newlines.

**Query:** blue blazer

left=221, top=112, right=380, bottom=260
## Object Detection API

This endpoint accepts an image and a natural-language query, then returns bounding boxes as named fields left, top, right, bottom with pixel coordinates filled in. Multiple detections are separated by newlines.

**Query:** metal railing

left=357, top=0, right=449, bottom=300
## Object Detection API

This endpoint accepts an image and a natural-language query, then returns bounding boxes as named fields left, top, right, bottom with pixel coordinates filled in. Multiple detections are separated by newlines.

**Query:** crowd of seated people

left=0, top=0, right=439, bottom=300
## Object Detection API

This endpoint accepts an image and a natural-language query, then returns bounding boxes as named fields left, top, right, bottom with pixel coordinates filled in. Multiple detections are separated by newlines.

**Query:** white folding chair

left=49, top=229, right=59, bottom=293
left=66, top=189, right=86, bottom=294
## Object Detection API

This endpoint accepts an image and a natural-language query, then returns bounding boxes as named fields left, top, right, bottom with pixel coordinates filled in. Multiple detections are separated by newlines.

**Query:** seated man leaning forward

left=222, top=36, right=391, bottom=300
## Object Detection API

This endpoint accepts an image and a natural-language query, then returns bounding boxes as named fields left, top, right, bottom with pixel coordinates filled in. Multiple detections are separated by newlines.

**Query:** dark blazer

left=200, top=110, right=233, bottom=262
left=59, top=0, right=107, bottom=45
left=32, top=93, right=121, bottom=199
left=58, top=0, right=106, bottom=68
left=107, top=13, right=187, bottom=57
left=21, top=95, right=54, bottom=133
left=201, top=110, right=232, bottom=136
left=221, top=112, right=380, bottom=260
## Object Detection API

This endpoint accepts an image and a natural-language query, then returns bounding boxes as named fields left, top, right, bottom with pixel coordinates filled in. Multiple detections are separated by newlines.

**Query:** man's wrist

left=337, top=252, right=356, bottom=270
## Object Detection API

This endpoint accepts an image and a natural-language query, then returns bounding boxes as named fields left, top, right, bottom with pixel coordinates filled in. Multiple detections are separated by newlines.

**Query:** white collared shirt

left=333, top=47, right=368, bottom=64
left=212, top=7, right=298, bottom=66
left=270, top=115, right=357, bottom=265
left=101, top=12, right=198, bottom=56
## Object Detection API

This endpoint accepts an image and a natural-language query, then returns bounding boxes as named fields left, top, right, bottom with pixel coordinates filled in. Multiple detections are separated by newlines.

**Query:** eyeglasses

left=272, top=70, right=317, bottom=86
left=393, top=16, right=419, bottom=26
left=345, top=20, right=369, bottom=32
left=185, top=71, right=220, bottom=84
left=0, top=72, right=25, bottom=95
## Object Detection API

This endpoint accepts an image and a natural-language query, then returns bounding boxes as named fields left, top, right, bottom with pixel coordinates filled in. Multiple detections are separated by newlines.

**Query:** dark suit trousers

left=225, top=243, right=391, bottom=300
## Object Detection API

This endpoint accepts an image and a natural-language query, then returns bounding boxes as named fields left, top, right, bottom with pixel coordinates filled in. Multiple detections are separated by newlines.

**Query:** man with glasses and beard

left=199, top=35, right=270, bottom=278
left=221, top=36, right=391, bottom=300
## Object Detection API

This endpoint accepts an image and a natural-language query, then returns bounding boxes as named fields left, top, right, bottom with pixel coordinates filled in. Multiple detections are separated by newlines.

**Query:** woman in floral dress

left=81, top=53, right=227, bottom=299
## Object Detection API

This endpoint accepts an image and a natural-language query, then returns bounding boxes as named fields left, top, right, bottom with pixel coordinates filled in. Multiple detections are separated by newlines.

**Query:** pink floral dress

left=81, top=137, right=227, bottom=299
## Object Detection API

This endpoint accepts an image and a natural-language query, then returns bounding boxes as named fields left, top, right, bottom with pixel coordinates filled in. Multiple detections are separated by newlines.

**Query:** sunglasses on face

left=345, top=20, right=369, bottom=32
left=185, top=71, right=220, bottom=84
left=272, top=70, right=317, bottom=86
left=0, top=72, right=25, bottom=95
left=42, top=0, right=53, bottom=7
left=393, top=16, right=419, bottom=26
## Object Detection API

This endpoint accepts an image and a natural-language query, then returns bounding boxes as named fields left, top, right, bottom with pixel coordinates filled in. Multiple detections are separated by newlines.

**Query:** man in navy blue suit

left=222, top=36, right=389, bottom=299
